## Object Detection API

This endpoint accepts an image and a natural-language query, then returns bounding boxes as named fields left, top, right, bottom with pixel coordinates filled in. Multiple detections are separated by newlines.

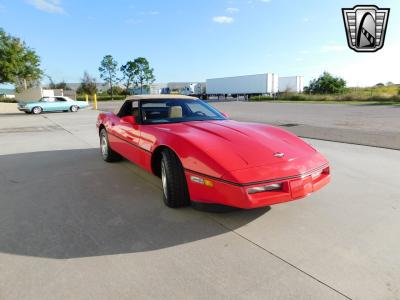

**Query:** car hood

left=158, top=120, right=324, bottom=174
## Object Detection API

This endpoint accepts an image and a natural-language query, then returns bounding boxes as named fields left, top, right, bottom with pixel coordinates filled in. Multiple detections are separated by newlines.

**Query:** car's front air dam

left=185, top=166, right=330, bottom=209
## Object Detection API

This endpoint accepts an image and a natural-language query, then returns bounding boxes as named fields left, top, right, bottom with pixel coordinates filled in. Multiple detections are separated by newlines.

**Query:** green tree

left=107, top=86, right=125, bottom=96
left=77, top=71, right=97, bottom=95
left=99, top=55, right=118, bottom=100
left=54, top=81, right=71, bottom=90
left=307, top=72, right=346, bottom=94
left=0, top=28, right=43, bottom=90
left=120, top=61, right=136, bottom=93
left=48, top=79, right=71, bottom=90
left=131, top=57, right=155, bottom=94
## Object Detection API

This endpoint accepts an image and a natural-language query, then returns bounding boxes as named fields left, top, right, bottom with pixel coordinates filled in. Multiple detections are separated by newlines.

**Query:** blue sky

left=0, top=0, right=399, bottom=87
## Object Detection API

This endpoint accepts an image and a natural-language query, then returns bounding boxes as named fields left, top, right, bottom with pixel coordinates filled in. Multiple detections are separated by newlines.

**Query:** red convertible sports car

left=96, top=95, right=330, bottom=209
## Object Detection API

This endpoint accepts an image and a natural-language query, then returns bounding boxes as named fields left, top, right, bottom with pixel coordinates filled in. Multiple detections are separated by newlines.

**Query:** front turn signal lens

left=190, top=176, right=214, bottom=187
left=204, top=179, right=214, bottom=187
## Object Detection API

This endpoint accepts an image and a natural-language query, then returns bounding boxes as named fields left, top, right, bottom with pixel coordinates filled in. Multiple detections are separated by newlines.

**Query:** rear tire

left=100, top=129, right=122, bottom=162
left=32, top=106, right=42, bottom=114
left=161, top=149, right=190, bottom=208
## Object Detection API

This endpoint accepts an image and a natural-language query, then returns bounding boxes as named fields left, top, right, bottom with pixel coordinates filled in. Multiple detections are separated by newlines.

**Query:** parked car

left=18, top=96, right=89, bottom=114
left=96, top=95, right=330, bottom=209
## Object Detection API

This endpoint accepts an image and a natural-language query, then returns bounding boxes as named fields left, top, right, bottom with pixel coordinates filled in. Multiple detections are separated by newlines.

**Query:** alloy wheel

left=161, top=162, right=168, bottom=198
left=101, top=134, right=108, bottom=159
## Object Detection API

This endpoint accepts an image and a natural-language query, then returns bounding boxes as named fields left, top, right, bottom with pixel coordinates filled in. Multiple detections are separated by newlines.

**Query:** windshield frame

left=139, top=99, right=226, bottom=125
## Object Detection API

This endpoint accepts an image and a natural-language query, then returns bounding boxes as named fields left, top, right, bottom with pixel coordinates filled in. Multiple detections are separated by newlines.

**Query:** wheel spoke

left=161, top=163, right=168, bottom=197
left=101, top=135, right=108, bottom=157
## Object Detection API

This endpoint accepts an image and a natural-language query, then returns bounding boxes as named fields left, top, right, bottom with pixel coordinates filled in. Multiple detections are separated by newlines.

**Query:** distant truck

left=179, top=83, right=207, bottom=99
left=278, top=76, right=304, bottom=93
left=159, top=87, right=170, bottom=94
left=206, top=73, right=279, bottom=99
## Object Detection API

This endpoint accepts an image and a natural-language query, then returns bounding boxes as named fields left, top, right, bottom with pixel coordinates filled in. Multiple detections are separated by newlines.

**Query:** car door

left=55, top=97, right=70, bottom=111
left=41, top=97, right=57, bottom=111
left=109, top=101, right=144, bottom=166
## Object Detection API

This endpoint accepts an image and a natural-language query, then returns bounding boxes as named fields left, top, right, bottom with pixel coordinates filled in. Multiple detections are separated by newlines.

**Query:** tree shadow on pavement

left=0, top=113, right=27, bottom=116
left=353, top=102, right=400, bottom=107
left=0, top=149, right=269, bottom=259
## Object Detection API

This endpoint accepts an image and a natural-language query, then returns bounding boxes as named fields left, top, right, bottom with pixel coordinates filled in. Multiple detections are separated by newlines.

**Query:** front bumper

left=186, top=165, right=330, bottom=209
left=18, top=107, right=30, bottom=112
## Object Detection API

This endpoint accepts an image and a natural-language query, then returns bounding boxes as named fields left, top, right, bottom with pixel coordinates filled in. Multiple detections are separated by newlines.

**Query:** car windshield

left=140, top=99, right=226, bottom=124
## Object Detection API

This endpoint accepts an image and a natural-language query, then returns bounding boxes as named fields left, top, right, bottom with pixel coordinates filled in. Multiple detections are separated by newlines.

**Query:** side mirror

left=220, top=112, right=229, bottom=118
left=120, top=115, right=137, bottom=125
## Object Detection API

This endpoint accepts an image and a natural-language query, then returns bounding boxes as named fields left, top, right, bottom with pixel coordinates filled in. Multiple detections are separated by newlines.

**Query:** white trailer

left=181, top=83, right=201, bottom=96
left=206, top=73, right=279, bottom=97
left=278, top=76, right=304, bottom=93
left=180, top=83, right=207, bottom=99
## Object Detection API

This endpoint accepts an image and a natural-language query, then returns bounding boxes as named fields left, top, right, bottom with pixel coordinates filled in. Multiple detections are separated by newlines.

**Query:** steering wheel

left=193, top=111, right=207, bottom=117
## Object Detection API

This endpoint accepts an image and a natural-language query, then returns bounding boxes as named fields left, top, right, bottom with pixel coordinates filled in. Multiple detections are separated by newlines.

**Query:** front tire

left=99, top=129, right=122, bottom=162
left=161, top=149, right=190, bottom=208
left=70, top=105, right=79, bottom=112
left=32, top=106, right=42, bottom=114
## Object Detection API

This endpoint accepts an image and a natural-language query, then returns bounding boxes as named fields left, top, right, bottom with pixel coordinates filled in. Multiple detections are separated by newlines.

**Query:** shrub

left=249, top=95, right=273, bottom=101
left=307, top=72, right=347, bottom=94
left=282, top=93, right=309, bottom=101
left=76, top=95, right=126, bottom=101
left=0, top=98, right=17, bottom=103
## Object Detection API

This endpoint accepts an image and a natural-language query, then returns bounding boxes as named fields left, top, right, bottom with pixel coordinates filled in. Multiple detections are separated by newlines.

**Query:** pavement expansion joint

left=207, top=215, right=353, bottom=300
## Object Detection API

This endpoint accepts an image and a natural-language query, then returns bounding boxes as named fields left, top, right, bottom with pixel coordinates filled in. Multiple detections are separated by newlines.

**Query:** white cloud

left=213, top=16, right=234, bottom=24
left=329, top=42, right=400, bottom=86
left=320, top=45, right=346, bottom=53
left=139, top=11, right=160, bottom=16
left=226, top=7, right=240, bottom=14
left=248, top=0, right=271, bottom=5
left=125, top=19, right=143, bottom=25
left=26, top=0, right=64, bottom=14
left=303, top=17, right=309, bottom=22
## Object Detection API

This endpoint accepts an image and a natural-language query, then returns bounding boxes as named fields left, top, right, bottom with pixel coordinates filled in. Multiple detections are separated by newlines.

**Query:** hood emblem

left=274, top=152, right=285, bottom=158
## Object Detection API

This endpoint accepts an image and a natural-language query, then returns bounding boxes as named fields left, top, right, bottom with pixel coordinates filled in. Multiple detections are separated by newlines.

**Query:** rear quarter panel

left=75, top=101, right=89, bottom=108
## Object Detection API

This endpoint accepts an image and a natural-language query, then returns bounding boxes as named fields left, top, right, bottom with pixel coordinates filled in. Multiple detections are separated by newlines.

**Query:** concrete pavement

left=0, top=110, right=399, bottom=299
left=97, top=100, right=400, bottom=149
left=5, top=99, right=400, bottom=148
left=211, top=101, right=400, bottom=150
left=0, top=103, right=19, bottom=114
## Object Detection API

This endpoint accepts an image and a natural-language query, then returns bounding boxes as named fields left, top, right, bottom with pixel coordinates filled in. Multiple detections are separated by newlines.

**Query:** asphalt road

left=0, top=110, right=400, bottom=299
left=98, top=100, right=400, bottom=150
